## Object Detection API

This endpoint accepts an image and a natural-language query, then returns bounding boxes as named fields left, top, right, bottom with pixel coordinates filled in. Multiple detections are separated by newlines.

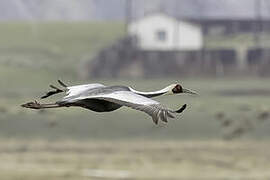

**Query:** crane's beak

left=182, top=88, right=198, bottom=95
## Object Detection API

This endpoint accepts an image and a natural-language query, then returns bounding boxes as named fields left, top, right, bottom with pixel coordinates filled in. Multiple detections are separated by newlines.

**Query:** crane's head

left=168, top=84, right=197, bottom=95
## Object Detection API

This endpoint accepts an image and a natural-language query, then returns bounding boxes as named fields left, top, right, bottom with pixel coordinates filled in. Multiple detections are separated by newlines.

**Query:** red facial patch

left=172, top=84, right=182, bottom=93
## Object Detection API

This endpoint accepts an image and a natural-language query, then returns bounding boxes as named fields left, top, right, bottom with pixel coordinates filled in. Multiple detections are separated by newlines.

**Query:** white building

left=128, top=13, right=203, bottom=51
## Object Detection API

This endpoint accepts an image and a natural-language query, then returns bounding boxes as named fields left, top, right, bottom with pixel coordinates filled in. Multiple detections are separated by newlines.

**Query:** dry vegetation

left=0, top=140, right=270, bottom=180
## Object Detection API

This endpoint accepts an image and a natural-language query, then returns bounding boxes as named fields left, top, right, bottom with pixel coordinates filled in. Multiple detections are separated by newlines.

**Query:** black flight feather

left=175, top=104, right=187, bottom=113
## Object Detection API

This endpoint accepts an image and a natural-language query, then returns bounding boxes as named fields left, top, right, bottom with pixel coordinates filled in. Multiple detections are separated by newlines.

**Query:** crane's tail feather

left=21, top=101, right=62, bottom=109
left=49, top=85, right=62, bottom=90
left=58, top=79, right=67, bottom=87
left=41, top=88, right=63, bottom=99
left=40, top=80, right=68, bottom=99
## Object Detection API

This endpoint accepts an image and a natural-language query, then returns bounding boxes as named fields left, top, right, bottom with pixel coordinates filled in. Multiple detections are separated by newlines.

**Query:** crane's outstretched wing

left=64, top=91, right=186, bottom=124
left=41, top=80, right=106, bottom=99
left=65, top=83, right=106, bottom=98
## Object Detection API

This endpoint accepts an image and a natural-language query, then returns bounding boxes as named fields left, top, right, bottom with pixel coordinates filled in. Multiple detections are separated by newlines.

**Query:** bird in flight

left=21, top=80, right=197, bottom=124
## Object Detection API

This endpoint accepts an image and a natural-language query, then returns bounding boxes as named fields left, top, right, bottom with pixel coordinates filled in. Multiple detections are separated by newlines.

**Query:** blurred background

left=1, top=0, right=270, bottom=179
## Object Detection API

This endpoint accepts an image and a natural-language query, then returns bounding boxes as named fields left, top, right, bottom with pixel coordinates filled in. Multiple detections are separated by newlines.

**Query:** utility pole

left=125, top=0, right=132, bottom=34
left=254, top=0, right=262, bottom=47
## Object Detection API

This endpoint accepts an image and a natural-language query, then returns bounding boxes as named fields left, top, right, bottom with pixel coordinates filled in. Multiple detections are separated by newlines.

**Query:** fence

left=84, top=38, right=270, bottom=78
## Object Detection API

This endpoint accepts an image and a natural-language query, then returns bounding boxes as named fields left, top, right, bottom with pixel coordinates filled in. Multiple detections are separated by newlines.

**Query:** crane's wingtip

left=152, top=117, right=158, bottom=125
left=175, top=104, right=187, bottom=113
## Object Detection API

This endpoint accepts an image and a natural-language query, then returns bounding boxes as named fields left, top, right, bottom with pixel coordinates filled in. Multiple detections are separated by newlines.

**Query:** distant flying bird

left=21, top=80, right=197, bottom=124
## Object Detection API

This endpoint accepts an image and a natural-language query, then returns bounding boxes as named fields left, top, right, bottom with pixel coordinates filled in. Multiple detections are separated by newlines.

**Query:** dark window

left=156, top=30, right=167, bottom=42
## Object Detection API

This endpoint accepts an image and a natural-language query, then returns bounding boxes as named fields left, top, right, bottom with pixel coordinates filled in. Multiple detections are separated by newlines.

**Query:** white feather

left=129, top=84, right=177, bottom=96
left=66, top=83, right=105, bottom=98
left=69, top=91, right=159, bottom=105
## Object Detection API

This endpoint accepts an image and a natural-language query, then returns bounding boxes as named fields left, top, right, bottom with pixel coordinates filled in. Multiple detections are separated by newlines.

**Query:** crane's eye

left=172, top=84, right=182, bottom=93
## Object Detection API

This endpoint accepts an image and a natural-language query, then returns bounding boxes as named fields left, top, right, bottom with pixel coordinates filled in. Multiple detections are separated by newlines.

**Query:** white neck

left=129, top=85, right=173, bottom=98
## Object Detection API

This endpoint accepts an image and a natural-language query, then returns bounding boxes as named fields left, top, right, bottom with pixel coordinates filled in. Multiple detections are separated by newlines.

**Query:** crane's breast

left=75, top=99, right=122, bottom=112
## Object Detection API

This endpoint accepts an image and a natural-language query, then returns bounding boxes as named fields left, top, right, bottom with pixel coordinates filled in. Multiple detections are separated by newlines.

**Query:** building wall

left=128, top=14, right=203, bottom=51
left=177, top=21, right=203, bottom=50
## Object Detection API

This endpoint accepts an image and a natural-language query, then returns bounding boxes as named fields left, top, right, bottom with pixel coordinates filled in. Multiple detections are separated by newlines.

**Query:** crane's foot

left=21, top=101, right=60, bottom=109
left=21, top=100, right=42, bottom=109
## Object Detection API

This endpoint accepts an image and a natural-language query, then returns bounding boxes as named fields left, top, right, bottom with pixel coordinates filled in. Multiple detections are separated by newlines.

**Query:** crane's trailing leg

left=21, top=100, right=62, bottom=109
left=23, top=80, right=68, bottom=109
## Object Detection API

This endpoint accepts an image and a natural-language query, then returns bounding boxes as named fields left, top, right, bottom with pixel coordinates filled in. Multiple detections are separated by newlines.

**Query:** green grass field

left=0, top=22, right=270, bottom=179
left=0, top=22, right=125, bottom=78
